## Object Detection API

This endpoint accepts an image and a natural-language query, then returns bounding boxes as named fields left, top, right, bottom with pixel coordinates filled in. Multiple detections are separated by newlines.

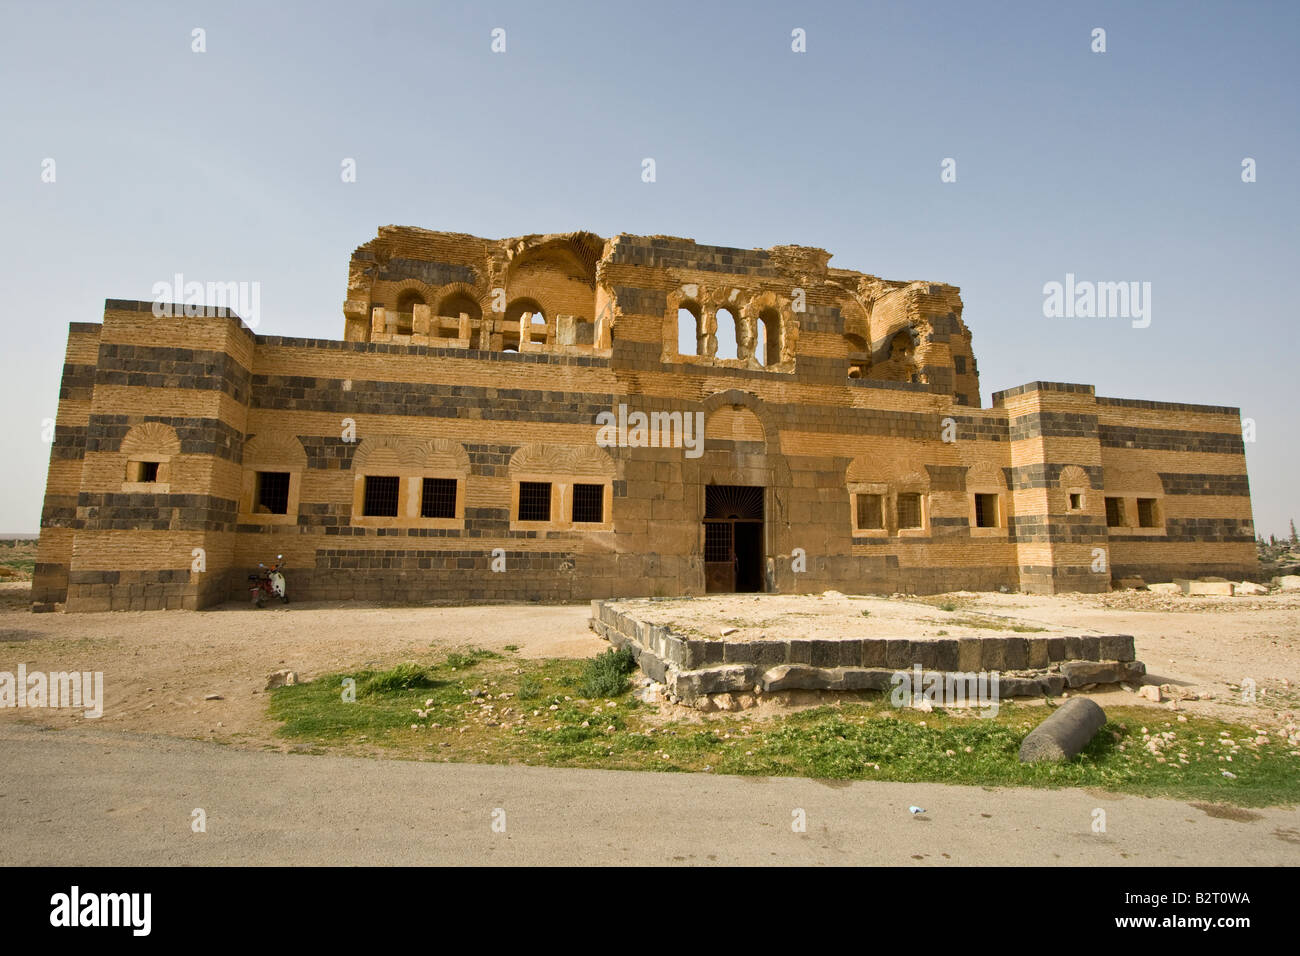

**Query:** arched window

left=392, top=290, right=424, bottom=335
left=395, top=290, right=425, bottom=312
left=435, top=291, right=480, bottom=341
left=504, top=298, right=545, bottom=351
left=715, top=308, right=738, bottom=360
left=506, top=298, right=545, bottom=326
left=677, top=302, right=700, bottom=356
left=757, top=308, right=780, bottom=366
left=437, top=292, right=481, bottom=321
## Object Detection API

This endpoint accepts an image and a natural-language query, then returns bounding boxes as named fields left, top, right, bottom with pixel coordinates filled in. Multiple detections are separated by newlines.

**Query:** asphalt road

left=1, top=724, right=1296, bottom=865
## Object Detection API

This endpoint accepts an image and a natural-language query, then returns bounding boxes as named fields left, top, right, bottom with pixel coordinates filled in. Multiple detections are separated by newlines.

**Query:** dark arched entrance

left=703, top=485, right=764, bottom=593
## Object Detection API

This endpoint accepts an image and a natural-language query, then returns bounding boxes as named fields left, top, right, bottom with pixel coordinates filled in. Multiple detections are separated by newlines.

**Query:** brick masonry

left=31, top=226, right=1257, bottom=610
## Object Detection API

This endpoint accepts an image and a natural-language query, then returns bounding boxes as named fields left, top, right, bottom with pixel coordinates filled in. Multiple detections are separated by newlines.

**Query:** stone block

left=723, top=642, right=755, bottom=664
left=1178, top=579, right=1233, bottom=596
left=957, top=638, right=982, bottom=672
left=929, top=639, right=959, bottom=672
left=838, top=639, right=864, bottom=668
left=762, top=664, right=820, bottom=692
left=1000, top=676, right=1046, bottom=697
left=980, top=640, right=1006, bottom=671
left=861, top=640, right=887, bottom=667
left=1026, top=638, right=1050, bottom=669
left=811, top=640, right=840, bottom=668
left=752, top=640, right=788, bottom=670
left=1003, top=638, right=1027, bottom=669
left=1099, top=634, right=1135, bottom=662
left=840, top=668, right=894, bottom=691
left=884, top=639, right=913, bottom=669
left=788, top=639, right=814, bottom=665
left=685, top=640, right=710, bottom=669
left=638, top=650, right=668, bottom=683
left=1061, top=660, right=1124, bottom=687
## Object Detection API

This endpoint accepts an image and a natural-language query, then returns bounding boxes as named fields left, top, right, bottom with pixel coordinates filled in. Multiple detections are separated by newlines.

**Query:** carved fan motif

left=705, top=485, right=764, bottom=520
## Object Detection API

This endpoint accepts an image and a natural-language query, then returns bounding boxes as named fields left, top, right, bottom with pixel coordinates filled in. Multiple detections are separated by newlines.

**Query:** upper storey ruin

left=342, top=226, right=984, bottom=407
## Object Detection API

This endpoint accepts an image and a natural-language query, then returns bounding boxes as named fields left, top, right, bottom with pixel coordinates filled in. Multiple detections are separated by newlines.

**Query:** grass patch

left=268, top=651, right=1300, bottom=807
left=361, top=663, right=441, bottom=696
left=444, top=648, right=500, bottom=669
left=576, top=647, right=636, bottom=699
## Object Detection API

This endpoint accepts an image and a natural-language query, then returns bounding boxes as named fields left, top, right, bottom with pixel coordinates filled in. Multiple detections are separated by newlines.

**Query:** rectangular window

left=572, top=483, right=604, bottom=523
left=1136, top=498, right=1159, bottom=528
left=420, top=477, right=457, bottom=519
left=138, top=461, right=160, bottom=483
left=855, top=494, right=883, bottom=530
left=256, top=471, right=290, bottom=515
left=518, top=481, right=552, bottom=522
left=974, top=493, right=999, bottom=528
left=363, top=475, right=400, bottom=517
left=954, top=355, right=967, bottom=375
left=1105, top=497, right=1125, bottom=527
left=1068, top=492, right=1082, bottom=511
left=897, top=493, right=922, bottom=530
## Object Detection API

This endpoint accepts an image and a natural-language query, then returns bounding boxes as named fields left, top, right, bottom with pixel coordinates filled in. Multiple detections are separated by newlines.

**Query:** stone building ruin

left=32, top=226, right=1256, bottom=610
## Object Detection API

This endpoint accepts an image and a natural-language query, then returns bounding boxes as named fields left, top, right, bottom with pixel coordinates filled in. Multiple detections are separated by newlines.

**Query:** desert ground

left=1, top=582, right=1297, bottom=745
left=4, top=575, right=1299, bottom=866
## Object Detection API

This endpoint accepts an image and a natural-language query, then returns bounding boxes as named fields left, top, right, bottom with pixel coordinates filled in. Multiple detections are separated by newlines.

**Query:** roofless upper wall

left=341, top=226, right=984, bottom=408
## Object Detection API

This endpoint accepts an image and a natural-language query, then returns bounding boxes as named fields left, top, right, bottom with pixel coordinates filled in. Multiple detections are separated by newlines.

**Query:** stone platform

left=589, top=595, right=1145, bottom=705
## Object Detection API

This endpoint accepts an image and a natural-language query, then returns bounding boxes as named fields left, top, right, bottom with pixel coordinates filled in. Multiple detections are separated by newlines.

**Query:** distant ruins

left=33, top=226, right=1256, bottom=610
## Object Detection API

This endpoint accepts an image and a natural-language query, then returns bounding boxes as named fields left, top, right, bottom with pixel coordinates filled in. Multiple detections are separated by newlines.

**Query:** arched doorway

left=703, top=485, right=765, bottom=593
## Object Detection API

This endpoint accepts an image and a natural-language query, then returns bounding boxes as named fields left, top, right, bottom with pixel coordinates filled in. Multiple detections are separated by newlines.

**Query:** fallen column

left=1018, top=697, right=1107, bottom=763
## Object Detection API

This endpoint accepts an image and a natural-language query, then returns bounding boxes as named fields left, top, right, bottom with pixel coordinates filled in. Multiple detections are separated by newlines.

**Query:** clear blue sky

left=1, top=0, right=1296, bottom=537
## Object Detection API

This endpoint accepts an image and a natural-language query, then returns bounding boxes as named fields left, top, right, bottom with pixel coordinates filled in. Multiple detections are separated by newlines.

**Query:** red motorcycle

left=249, top=555, right=288, bottom=608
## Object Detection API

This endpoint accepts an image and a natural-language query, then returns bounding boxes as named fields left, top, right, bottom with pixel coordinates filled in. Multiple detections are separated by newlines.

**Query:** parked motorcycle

left=249, top=555, right=288, bottom=608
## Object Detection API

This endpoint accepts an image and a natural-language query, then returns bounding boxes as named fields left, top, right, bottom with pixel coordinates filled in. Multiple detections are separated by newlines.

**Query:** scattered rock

left=203, top=693, right=223, bottom=701
left=1274, top=575, right=1300, bottom=592
left=1235, top=581, right=1268, bottom=595
left=720, top=627, right=738, bottom=637
left=1148, top=583, right=1181, bottom=595
left=265, top=670, right=298, bottom=690
left=1138, top=684, right=1162, bottom=703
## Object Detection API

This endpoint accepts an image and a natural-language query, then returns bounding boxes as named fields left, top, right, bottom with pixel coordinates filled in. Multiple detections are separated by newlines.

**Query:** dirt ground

left=1, top=583, right=1297, bottom=746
